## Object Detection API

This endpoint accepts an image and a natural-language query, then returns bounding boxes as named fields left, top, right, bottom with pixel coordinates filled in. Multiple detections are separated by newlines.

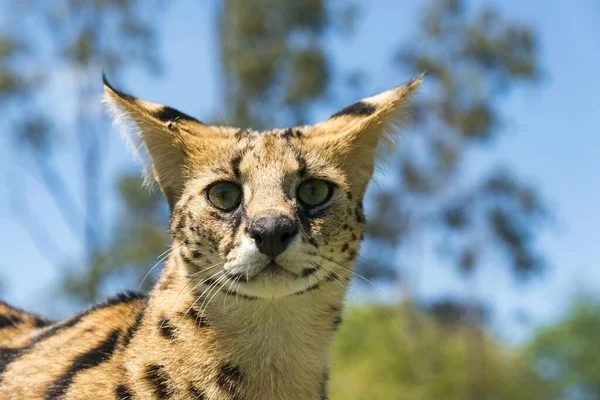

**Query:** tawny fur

left=0, top=73, right=422, bottom=400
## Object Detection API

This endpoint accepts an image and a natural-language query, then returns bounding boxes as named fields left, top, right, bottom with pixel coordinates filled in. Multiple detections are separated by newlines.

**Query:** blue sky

left=0, top=0, right=599, bottom=344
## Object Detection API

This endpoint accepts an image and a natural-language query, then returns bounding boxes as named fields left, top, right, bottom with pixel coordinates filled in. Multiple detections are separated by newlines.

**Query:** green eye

left=207, top=182, right=242, bottom=211
left=297, top=179, right=333, bottom=207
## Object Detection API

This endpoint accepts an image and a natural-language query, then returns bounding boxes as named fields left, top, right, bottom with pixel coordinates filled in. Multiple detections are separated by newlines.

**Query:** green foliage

left=331, top=303, right=551, bottom=400
left=526, top=298, right=600, bottom=399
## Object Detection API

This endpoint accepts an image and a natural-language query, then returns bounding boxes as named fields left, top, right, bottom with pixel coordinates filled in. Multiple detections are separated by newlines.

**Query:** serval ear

left=103, top=74, right=205, bottom=209
left=308, top=74, right=425, bottom=193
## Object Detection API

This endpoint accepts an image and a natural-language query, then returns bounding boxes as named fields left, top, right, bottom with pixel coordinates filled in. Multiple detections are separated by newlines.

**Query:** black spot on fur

left=351, top=233, right=357, bottom=241
left=332, top=315, right=343, bottom=330
left=180, top=250, right=193, bottom=264
left=342, top=224, right=349, bottom=230
left=302, top=267, right=318, bottom=277
left=330, top=101, right=376, bottom=118
left=152, top=105, right=200, bottom=124
left=346, top=192, right=353, bottom=200
left=341, top=243, right=349, bottom=252
left=327, top=273, right=338, bottom=282
left=45, top=330, right=121, bottom=399
left=347, top=249, right=357, bottom=261
left=187, top=307, right=210, bottom=329
left=235, top=128, right=252, bottom=138
left=115, top=384, right=134, bottom=400
left=281, top=128, right=294, bottom=139
left=321, top=370, right=330, bottom=400
left=217, top=363, right=244, bottom=395
left=158, top=318, right=176, bottom=340
left=354, top=208, right=365, bottom=224
left=145, top=364, right=171, bottom=399
left=0, top=314, right=22, bottom=330
left=159, top=274, right=174, bottom=291
left=188, top=384, right=206, bottom=400
left=330, top=305, right=343, bottom=330
left=123, top=307, right=145, bottom=347
left=192, top=251, right=202, bottom=259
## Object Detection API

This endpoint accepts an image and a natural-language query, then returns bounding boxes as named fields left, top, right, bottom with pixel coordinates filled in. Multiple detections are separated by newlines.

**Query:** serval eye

left=207, top=182, right=242, bottom=211
left=297, top=179, right=333, bottom=208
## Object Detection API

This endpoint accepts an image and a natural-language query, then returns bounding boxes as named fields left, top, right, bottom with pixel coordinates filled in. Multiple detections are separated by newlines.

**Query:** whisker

left=139, top=244, right=177, bottom=289
left=175, top=271, right=226, bottom=330
left=198, top=274, right=230, bottom=320
left=159, top=260, right=225, bottom=327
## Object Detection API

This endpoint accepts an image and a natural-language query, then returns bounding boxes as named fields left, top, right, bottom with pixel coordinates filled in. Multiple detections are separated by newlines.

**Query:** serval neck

left=140, top=255, right=346, bottom=399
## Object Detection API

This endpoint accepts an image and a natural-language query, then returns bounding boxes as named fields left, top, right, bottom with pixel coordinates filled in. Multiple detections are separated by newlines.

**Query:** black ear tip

left=102, top=72, right=136, bottom=101
left=102, top=71, right=115, bottom=90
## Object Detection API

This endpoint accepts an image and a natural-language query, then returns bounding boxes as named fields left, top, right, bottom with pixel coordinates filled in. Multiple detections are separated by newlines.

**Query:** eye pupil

left=207, top=182, right=242, bottom=211
left=297, top=179, right=332, bottom=207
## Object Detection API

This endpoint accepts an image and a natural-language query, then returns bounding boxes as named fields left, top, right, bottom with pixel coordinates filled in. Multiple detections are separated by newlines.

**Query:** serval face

left=104, top=74, right=423, bottom=299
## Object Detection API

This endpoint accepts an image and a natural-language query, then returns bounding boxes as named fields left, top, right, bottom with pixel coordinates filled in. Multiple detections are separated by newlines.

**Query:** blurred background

left=0, top=0, right=599, bottom=398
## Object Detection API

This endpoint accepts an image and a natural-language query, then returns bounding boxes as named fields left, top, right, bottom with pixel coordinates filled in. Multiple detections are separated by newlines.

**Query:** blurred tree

left=2, top=0, right=549, bottom=310
left=363, top=0, right=547, bottom=286
left=526, top=298, right=600, bottom=399
left=0, top=0, right=169, bottom=304
left=330, top=302, right=551, bottom=399
left=219, top=0, right=358, bottom=128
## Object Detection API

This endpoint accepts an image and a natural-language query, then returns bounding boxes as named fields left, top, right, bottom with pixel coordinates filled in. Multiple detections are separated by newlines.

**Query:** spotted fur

left=0, top=73, right=423, bottom=399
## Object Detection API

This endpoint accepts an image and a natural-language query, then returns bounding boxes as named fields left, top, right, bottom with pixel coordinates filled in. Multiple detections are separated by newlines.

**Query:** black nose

left=249, top=215, right=298, bottom=259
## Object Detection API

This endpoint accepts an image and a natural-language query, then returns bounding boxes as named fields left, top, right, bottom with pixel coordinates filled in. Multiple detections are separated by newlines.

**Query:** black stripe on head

left=152, top=106, right=201, bottom=124
left=188, top=384, right=207, bottom=400
left=290, top=145, right=308, bottom=179
left=145, top=364, right=171, bottom=399
left=330, top=101, right=376, bottom=118
left=158, top=318, right=177, bottom=340
left=45, top=330, right=121, bottom=399
left=231, top=155, right=243, bottom=178
left=0, top=314, right=23, bottom=330
left=115, top=384, right=134, bottom=400
left=217, top=363, right=244, bottom=395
